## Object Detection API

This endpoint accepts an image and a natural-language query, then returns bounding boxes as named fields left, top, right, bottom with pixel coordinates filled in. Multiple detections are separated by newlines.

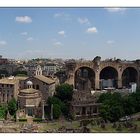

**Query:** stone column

left=51, top=104, right=53, bottom=120
left=118, top=72, right=122, bottom=88
left=42, top=100, right=45, bottom=120
left=95, top=71, right=100, bottom=90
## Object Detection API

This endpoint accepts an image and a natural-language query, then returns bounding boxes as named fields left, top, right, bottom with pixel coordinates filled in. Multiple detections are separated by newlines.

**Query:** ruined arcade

left=65, top=57, right=140, bottom=90
left=65, top=57, right=140, bottom=119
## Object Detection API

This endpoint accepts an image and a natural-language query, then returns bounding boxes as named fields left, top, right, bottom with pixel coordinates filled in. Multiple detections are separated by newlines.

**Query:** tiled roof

left=15, top=76, right=29, bottom=80
left=34, top=75, right=55, bottom=84
left=0, top=76, right=29, bottom=84
left=0, top=78, right=17, bottom=84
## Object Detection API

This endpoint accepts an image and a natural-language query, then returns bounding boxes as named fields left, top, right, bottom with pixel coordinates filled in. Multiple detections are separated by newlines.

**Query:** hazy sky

left=0, top=7, right=140, bottom=60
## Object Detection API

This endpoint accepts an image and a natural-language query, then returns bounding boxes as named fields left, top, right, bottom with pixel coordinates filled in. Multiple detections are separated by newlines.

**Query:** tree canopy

left=98, top=91, right=140, bottom=122
left=0, top=70, right=9, bottom=78
left=47, top=96, right=70, bottom=119
left=55, top=83, right=73, bottom=102
left=53, top=104, right=62, bottom=119
left=12, top=71, right=27, bottom=76
left=0, top=105, right=7, bottom=119
left=8, top=98, right=17, bottom=116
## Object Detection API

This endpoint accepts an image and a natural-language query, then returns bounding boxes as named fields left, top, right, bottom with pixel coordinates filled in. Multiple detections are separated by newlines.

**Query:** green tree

left=47, top=96, right=62, bottom=119
left=98, top=90, right=140, bottom=122
left=61, top=102, right=70, bottom=117
left=12, top=71, right=27, bottom=76
left=98, top=93, right=125, bottom=122
left=8, top=98, right=17, bottom=116
left=123, top=96, right=136, bottom=115
left=47, top=96, right=62, bottom=106
left=0, top=105, right=7, bottom=119
left=0, top=70, right=9, bottom=78
left=53, top=104, right=61, bottom=119
left=55, top=83, right=73, bottom=102
left=47, top=96, right=70, bottom=119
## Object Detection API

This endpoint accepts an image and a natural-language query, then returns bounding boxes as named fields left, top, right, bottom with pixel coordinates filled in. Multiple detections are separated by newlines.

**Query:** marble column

left=51, top=104, right=53, bottom=120
left=42, top=100, right=45, bottom=120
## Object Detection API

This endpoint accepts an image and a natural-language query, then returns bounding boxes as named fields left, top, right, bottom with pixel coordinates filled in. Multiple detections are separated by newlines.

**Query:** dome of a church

left=26, top=80, right=33, bottom=86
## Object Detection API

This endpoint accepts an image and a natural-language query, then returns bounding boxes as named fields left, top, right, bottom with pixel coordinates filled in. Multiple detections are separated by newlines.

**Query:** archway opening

left=75, top=67, right=95, bottom=91
left=100, top=66, right=118, bottom=89
left=122, top=67, right=138, bottom=88
left=36, top=84, right=39, bottom=90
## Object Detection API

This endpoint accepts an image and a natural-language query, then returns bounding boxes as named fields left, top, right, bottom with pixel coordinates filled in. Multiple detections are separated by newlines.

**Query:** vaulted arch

left=122, top=67, right=138, bottom=88
left=100, top=66, right=118, bottom=89
left=74, top=67, right=95, bottom=90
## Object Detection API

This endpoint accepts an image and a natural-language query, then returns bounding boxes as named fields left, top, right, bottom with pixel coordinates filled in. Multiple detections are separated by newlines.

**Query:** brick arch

left=74, top=66, right=95, bottom=90
left=121, top=65, right=138, bottom=75
left=99, top=63, right=119, bottom=74
left=121, top=66, right=139, bottom=88
left=74, top=65, right=95, bottom=74
left=99, top=66, right=119, bottom=88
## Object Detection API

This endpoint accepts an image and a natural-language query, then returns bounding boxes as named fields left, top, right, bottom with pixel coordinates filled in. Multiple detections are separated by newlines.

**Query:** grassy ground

left=38, top=120, right=80, bottom=132
left=1, top=118, right=140, bottom=133
left=37, top=119, right=140, bottom=133
left=89, top=121, right=140, bottom=133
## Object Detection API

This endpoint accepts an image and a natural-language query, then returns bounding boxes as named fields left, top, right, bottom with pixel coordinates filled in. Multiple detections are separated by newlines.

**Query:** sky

left=0, top=7, right=140, bottom=60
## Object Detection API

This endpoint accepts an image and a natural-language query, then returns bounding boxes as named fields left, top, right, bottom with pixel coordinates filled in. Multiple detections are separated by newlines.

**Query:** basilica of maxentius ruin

left=65, top=56, right=140, bottom=119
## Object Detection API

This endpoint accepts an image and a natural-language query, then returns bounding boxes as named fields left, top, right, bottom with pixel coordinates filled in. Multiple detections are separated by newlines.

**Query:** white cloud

left=0, top=40, right=7, bottom=45
left=15, top=16, right=32, bottom=23
left=54, top=13, right=63, bottom=18
left=78, top=17, right=90, bottom=25
left=54, top=41, right=62, bottom=47
left=105, top=8, right=126, bottom=12
left=27, top=37, right=34, bottom=41
left=58, top=30, right=65, bottom=36
left=21, top=32, right=28, bottom=36
left=54, top=13, right=71, bottom=21
left=107, top=40, right=115, bottom=45
left=86, top=27, right=98, bottom=33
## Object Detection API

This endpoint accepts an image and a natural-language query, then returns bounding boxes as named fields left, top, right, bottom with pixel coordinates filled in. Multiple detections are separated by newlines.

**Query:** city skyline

left=0, top=8, right=140, bottom=60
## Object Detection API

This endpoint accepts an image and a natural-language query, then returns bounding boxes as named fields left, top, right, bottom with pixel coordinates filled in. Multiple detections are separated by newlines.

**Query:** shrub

left=55, top=83, right=73, bottom=102
left=18, top=118, right=27, bottom=122
left=33, top=118, right=43, bottom=122
left=53, top=104, right=61, bottom=119
left=8, top=98, right=17, bottom=116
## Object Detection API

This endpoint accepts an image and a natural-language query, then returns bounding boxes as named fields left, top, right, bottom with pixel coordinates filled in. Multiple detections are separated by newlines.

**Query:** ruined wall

left=65, top=58, right=140, bottom=90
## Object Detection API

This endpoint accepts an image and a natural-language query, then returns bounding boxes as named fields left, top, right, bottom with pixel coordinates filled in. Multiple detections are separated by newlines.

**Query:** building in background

left=0, top=55, right=8, bottom=65
left=0, top=76, right=28, bottom=104
left=43, top=63, right=57, bottom=77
